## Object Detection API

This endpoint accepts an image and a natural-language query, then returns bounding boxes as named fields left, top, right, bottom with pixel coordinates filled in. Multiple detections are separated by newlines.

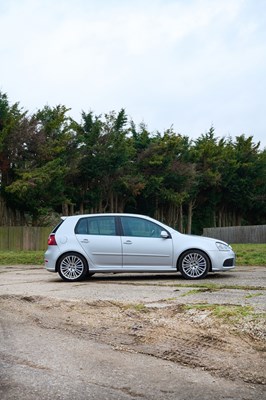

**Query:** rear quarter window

left=51, top=219, right=65, bottom=233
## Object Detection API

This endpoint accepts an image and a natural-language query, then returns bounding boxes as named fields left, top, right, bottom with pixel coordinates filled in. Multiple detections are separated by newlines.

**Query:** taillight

left=48, top=234, right=57, bottom=246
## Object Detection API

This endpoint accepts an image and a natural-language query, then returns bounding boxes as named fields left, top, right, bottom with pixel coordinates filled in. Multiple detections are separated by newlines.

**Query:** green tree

left=5, top=104, right=78, bottom=224
left=135, top=128, right=196, bottom=231
left=190, top=127, right=227, bottom=231
left=2, top=91, right=266, bottom=232
left=191, top=130, right=265, bottom=231
left=0, top=92, right=37, bottom=224
left=75, top=109, right=135, bottom=213
left=222, top=135, right=266, bottom=226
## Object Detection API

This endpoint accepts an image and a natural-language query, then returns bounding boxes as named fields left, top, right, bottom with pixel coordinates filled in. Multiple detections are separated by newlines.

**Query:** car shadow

left=48, top=272, right=237, bottom=283
left=86, top=272, right=236, bottom=283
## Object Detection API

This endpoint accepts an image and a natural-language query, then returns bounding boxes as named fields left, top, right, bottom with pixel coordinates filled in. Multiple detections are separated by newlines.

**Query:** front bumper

left=209, top=249, right=236, bottom=272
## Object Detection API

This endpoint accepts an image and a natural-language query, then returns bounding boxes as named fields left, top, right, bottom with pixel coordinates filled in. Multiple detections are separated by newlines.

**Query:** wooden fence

left=0, top=227, right=52, bottom=251
left=0, top=224, right=265, bottom=251
left=203, top=225, right=266, bottom=244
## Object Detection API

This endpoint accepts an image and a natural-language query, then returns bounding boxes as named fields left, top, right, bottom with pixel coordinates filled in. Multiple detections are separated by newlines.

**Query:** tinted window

left=75, top=216, right=116, bottom=236
left=121, top=216, right=163, bottom=238
left=52, top=219, right=64, bottom=233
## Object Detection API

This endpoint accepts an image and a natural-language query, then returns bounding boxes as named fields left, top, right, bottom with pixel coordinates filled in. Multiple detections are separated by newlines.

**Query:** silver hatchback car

left=45, top=213, right=236, bottom=281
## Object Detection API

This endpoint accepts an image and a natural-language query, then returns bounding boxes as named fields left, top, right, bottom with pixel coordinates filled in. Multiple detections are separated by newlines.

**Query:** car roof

left=61, top=213, right=155, bottom=221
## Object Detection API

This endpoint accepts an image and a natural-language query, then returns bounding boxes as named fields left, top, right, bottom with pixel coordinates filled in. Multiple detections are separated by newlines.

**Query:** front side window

left=75, top=216, right=116, bottom=236
left=120, top=216, right=163, bottom=238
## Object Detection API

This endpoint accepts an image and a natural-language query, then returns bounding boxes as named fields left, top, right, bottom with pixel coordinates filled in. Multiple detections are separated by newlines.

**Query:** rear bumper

left=44, top=247, right=61, bottom=272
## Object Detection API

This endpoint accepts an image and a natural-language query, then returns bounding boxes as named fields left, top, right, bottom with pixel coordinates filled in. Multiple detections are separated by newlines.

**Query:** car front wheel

left=58, top=253, right=88, bottom=282
left=178, top=250, right=210, bottom=279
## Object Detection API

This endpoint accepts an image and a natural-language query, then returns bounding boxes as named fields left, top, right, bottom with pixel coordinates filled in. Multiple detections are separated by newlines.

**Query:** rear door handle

left=123, top=240, right=132, bottom=245
left=81, top=239, right=89, bottom=243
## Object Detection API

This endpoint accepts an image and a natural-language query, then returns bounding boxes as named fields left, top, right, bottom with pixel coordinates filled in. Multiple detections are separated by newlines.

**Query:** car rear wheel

left=58, top=253, right=88, bottom=282
left=179, top=250, right=210, bottom=279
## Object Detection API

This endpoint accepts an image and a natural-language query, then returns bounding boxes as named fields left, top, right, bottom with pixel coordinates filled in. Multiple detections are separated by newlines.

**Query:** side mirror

left=161, top=230, right=169, bottom=239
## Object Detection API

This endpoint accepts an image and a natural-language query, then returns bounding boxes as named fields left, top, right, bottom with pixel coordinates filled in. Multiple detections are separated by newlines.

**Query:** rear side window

left=75, top=216, right=116, bottom=236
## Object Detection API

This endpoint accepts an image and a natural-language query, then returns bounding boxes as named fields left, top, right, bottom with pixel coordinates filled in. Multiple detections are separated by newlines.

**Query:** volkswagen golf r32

left=45, top=213, right=236, bottom=282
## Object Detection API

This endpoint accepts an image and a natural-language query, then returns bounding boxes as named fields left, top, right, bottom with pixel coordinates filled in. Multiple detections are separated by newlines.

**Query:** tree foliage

left=0, top=91, right=265, bottom=232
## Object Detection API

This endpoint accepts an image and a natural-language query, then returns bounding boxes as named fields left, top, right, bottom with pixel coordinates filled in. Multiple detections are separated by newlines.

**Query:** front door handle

left=123, top=240, right=132, bottom=245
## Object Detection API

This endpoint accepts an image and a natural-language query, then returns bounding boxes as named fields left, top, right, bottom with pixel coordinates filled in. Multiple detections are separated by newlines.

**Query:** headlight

left=216, top=242, right=231, bottom=251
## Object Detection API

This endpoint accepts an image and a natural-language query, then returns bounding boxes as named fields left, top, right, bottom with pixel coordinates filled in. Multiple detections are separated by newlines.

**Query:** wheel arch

left=176, top=248, right=212, bottom=272
left=55, top=250, right=89, bottom=273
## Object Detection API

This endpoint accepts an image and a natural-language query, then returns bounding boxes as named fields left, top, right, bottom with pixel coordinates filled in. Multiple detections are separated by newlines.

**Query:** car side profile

left=44, top=213, right=236, bottom=281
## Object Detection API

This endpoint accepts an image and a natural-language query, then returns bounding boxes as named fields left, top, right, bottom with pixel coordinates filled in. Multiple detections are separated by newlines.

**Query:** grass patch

left=0, top=251, right=44, bottom=265
left=184, top=303, right=256, bottom=322
left=122, top=303, right=149, bottom=313
left=175, top=282, right=265, bottom=291
left=181, top=288, right=218, bottom=297
left=245, top=292, right=263, bottom=299
left=133, top=303, right=148, bottom=312
left=0, top=243, right=265, bottom=267
left=232, top=243, right=266, bottom=266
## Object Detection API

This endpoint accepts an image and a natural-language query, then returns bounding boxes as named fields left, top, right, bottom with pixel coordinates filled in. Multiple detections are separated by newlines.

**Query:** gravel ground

left=0, top=265, right=265, bottom=399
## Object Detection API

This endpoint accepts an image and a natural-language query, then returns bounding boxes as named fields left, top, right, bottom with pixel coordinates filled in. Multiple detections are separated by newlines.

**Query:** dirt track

left=0, top=265, right=265, bottom=399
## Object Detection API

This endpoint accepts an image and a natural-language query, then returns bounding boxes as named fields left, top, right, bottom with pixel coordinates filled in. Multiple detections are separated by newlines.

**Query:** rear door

left=75, top=216, right=122, bottom=269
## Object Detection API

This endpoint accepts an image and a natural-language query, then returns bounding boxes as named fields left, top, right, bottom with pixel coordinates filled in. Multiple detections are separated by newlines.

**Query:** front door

left=120, top=216, right=173, bottom=269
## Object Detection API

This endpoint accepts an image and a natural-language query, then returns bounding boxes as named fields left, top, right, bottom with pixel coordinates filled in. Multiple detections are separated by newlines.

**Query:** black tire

left=178, top=250, right=210, bottom=279
left=58, top=253, right=88, bottom=282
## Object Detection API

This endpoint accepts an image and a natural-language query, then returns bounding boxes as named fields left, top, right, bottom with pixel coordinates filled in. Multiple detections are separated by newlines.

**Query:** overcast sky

left=1, top=0, right=265, bottom=149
